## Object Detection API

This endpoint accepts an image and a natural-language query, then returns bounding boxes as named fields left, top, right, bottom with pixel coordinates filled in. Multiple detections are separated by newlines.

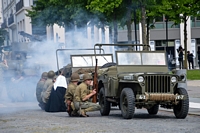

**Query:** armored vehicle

left=94, top=44, right=189, bottom=119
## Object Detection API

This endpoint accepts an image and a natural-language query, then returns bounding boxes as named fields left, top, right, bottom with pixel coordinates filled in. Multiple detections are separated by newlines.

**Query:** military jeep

left=95, top=44, right=189, bottom=119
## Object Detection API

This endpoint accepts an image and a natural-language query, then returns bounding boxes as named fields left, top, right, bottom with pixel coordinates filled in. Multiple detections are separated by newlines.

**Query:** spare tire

left=101, top=62, right=116, bottom=68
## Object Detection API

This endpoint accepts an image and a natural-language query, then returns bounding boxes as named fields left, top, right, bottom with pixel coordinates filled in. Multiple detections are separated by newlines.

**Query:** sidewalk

left=187, top=80, right=200, bottom=87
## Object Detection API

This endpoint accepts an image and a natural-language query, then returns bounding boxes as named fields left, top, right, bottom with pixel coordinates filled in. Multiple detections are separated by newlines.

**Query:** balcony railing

left=8, top=15, right=14, bottom=25
left=16, top=0, right=24, bottom=12
left=1, top=20, right=7, bottom=28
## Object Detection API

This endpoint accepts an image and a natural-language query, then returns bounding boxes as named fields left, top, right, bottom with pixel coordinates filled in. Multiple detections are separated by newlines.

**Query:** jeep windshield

left=71, top=54, right=113, bottom=67
left=117, top=52, right=166, bottom=65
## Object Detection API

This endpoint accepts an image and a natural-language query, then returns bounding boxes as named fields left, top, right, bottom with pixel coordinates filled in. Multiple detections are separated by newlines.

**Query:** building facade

left=0, top=0, right=47, bottom=45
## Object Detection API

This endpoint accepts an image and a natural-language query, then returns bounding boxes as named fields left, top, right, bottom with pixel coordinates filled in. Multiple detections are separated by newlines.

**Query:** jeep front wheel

left=99, top=88, right=111, bottom=116
left=173, top=88, right=189, bottom=119
left=120, top=88, right=135, bottom=119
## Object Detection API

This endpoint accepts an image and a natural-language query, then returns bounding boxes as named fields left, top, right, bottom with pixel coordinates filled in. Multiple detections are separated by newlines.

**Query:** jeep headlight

left=171, top=76, right=177, bottom=83
left=138, top=76, right=144, bottom=83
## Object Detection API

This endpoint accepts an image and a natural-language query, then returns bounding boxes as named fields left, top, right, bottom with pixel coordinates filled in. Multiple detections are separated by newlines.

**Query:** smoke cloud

left=0, top=22, right=115, bottom=114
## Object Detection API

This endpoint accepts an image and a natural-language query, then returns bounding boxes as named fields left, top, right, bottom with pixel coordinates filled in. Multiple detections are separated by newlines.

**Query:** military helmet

left=41, top=72, right=48, bottom=79
left=83, top=73, right=93, bottom=81
left=71, top=73, right=80, bottom=82
left=47, top=70, right=55, bottom=79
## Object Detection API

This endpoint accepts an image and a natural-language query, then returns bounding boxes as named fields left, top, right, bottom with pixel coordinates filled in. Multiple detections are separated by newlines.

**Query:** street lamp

left=133, top=6, right=137, bottom=50
left=165, top=16, right=168, bottom=53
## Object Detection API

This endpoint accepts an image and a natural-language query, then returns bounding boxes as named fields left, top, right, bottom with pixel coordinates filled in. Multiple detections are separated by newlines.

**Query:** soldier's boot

left=80, top=109, right=87, bottom=117
left=71, top=110, right=79, bottom=117
left=70, top=102, right=79, bottom=116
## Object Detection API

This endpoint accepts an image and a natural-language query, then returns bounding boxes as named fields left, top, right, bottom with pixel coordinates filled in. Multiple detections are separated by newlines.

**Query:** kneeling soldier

left=74, top=73, right=101, bottom=117
left=65, top=73, right=80, bottom=116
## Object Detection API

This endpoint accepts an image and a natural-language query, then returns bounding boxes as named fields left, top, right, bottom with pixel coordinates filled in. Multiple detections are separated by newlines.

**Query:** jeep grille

left=144, top=75, right=171, bottom=93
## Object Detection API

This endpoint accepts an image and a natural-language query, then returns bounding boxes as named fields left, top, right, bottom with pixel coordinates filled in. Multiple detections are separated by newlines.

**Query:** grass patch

left=187, top=69, right=200, bottom=80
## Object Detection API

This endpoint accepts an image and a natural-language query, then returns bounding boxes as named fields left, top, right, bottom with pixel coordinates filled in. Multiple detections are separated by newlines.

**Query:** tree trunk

left=141, top=5, right=148, bottom=50
left=126, top=0, right=132, bottom=45
left=146, top=18, right=150, bottom=46
left=113, top=12, right=118, bottom=44
left=101, top=23, right=105, bottom=43
left=113, top=21, right=118, bottom=44
left=91, top=24, right=94, bottom=45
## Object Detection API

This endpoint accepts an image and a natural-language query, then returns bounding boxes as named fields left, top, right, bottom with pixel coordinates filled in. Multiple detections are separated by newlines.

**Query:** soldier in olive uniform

left=74, top=73, right=101, bottom=117
left=0, top=59, right=9, bottom=101
left=36, top=72, right=48, bottom=110
left=65, top=73, right=80, bottom=116
left=41, top=70, right=55, bottom=103
left=43, top=75, right=57, bottom=104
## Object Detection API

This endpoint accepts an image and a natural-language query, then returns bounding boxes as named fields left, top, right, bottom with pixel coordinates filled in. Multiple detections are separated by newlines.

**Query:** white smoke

left=0, top=23, right=114, bottom=113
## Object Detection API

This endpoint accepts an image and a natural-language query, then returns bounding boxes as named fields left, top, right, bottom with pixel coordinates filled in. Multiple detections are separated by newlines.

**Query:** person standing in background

left=187, top=51, right=194, bottom=69
left=178, top=48, right=184, bottom=69
left=197, top=49, right=200, bottom=69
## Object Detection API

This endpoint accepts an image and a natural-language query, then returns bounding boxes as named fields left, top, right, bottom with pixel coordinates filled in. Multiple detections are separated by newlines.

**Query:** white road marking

left=189, top=102, right=200, bottom=109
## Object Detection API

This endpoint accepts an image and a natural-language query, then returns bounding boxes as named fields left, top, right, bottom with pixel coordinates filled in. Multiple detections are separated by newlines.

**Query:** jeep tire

left=99, top=88, right=111, bottom=116
left=147, top=104, right=159, bottom=115
left=120, top=88, right=135, bottom=119
left=173, top=88, right=189, bottom=119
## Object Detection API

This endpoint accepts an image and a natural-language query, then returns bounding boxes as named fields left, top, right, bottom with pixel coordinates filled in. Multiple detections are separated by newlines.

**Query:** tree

left=27, top=0, right=97, bottom=29
left=157, top=0, right=200, bottom=69
left=27, top=0, right=99, bottom=44
left=86, top=0, right=123, bottom=43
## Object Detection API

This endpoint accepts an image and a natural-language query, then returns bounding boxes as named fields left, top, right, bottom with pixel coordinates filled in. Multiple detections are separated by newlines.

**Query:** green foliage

left=27, top=0, right=93, bottom=28
left=155, top=0, right=200, bottom=23
left=187, top=69, right=200, bottom=80
left=87, top=0, right=122, bottom=16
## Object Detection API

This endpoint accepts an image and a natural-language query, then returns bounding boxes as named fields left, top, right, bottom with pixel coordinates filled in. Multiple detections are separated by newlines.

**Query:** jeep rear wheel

left=147, top=104, right=159, bottom=115
left=120, top=88, right=135, bottom=119
left=173, top=88, right=189, bottom=119
left=99, top=88, right=111, bottom=116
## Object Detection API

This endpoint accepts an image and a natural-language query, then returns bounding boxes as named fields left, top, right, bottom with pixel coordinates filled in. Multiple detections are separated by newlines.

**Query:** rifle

left=92, top=59, right=98, bottom=103
left=66, top=100, right=72, bottom=116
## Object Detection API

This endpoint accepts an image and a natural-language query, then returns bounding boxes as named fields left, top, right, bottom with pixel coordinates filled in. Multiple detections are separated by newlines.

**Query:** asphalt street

left=0, top=80, right=199, bottom=115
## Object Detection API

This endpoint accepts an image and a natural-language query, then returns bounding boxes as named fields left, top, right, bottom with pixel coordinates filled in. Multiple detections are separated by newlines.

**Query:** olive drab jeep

left=94, top=44, right=189, bottom=119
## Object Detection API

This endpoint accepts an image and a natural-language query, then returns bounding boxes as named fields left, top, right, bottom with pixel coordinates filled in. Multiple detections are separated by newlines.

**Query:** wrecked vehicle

left=94, top=44, right=189, bottom=119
